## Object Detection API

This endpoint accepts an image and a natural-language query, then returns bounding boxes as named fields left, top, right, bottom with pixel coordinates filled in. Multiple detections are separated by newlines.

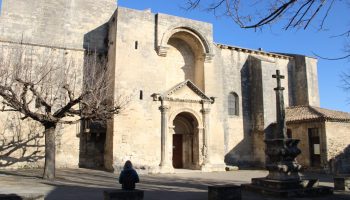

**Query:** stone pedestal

left=242, top=178, right=332, bottom=197
left=208, top=185, right=241, bottom=200
left=264, top=138, right=302, bottom=181
left=0, top=194, right=44, bottom=200
left=334, top=176, right=350, bottom=191
left=242, top=138, right=333, bottom=197
left=242, top=182, right=333, bottom=198
left=104, top=190, right=144, bottom=200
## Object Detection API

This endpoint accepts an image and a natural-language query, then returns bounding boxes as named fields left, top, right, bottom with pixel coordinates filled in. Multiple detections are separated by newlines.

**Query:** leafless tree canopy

left=185, top=0, right=350, bottom=59
left=186, top=0, right=342, bottom=29
left=0, top=43, right=132, bottom=179
left=0, top=44, right=129, bottom=127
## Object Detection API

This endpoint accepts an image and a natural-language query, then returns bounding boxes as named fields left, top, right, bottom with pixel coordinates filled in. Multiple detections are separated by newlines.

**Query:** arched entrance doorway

left=172, top=112, right=200, bottom=169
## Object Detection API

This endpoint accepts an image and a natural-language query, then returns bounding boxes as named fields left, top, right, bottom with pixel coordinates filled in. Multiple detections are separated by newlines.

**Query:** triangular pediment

left=163, top=80, right=211, bottom=101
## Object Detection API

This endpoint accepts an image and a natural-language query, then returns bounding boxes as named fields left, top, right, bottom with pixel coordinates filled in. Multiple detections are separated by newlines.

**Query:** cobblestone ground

left=0, top=168, right=349, bottom=200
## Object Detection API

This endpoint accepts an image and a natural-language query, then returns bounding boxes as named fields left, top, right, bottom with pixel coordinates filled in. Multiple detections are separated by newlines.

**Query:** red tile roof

left=285, top=105, right=350, bottom=123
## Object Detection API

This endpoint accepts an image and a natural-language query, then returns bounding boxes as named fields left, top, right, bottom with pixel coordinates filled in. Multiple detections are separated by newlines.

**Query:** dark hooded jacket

left=119, top=161, right=139, bottom=190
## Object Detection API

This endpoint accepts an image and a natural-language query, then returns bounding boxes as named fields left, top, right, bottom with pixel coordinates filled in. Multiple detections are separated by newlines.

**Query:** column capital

left=203, top=53, right=214, bottom=63
left=157, top=45, right=169, bottom=57
left=159, top=105, right=170, bottom=113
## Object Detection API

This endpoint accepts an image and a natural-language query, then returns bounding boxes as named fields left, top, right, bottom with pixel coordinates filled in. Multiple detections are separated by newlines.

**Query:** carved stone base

left=158, top=165, right=174, bottom=173
left=251, top=177, right=318, bottom=190
left=242, top=177, right=333, bottom=197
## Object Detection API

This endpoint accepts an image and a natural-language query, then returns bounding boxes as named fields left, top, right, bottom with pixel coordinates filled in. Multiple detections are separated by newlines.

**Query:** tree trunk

left=43, top=124, right=56, bottom=180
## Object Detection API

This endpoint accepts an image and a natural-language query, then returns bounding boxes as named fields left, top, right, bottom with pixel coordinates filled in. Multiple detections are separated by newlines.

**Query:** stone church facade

left=0, top=0, right=349, bottom=173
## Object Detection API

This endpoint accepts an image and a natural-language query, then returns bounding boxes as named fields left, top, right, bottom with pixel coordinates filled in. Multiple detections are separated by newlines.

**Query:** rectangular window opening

left=139, top=90, right=143, bottom=100
left=135, top=41, right=138, bottom=49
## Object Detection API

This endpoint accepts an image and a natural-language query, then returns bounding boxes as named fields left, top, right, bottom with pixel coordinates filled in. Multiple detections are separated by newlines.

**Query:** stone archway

left=162, top=28, right=212, bottom=91
left=172, top=112, right=200, bottom=169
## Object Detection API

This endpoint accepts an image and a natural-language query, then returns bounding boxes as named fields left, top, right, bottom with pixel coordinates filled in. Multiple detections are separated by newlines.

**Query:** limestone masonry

left=0, top=0, right=349, bottom=174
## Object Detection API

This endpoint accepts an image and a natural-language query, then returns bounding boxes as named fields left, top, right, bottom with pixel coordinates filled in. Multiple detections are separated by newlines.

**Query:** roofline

left=117, top=6, right=212, bottom=26
left=215, top=43, right=292, bottom=60
left=285, top=105, right=350, bottom=124
left=275, top=53, right=318, bottom=60
left=286, top=118, right=350, bottom=124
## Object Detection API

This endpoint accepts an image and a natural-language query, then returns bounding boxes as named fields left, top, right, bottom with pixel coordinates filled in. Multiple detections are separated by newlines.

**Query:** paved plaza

left=0, top=168, right=349, bottom=200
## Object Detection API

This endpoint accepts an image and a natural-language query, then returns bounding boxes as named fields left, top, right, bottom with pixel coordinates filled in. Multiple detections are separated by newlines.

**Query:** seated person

left=118, top=160, right=139, bottom=190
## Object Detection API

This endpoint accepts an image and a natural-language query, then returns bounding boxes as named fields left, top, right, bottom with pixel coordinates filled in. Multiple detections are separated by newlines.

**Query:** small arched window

left=228, top=92, right=239, bottom=116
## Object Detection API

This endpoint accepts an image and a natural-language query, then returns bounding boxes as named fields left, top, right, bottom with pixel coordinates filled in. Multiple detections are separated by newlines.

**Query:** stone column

left=159, top=105, right=173, bottom=173
left=201, top=107, right=212, bottom=171
left=197, top=127, right=204, bottom=167
left=168, top=125, right=175, bottom=166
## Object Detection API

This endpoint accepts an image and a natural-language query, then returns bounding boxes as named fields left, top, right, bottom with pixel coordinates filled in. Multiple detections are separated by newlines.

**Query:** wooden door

left=308, top=128, right=321, bottom=167
left=173, top=134, right=183, bottom=168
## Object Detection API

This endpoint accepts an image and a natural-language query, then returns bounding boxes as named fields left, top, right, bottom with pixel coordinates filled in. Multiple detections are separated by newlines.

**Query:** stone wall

left=110, top=7, right=170, bottom=171
left=0, top=0, right=116, bottom=49
left=0, top=43, right=83, bottom=169
left=247, top=55, right=290, bottom=166
left=325, top=122, right=350, bottom=174
left=0, top=0, right=117, bottom=169
left=286, top=122, right=326, bottom=169
left=0, top=111, right=81, bottom=169
left=288, top=55, right=320, bottom=107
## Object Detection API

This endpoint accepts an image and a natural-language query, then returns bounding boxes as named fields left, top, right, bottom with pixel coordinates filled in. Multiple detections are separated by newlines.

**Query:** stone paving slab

left=0, top=168, right=349, bottom=200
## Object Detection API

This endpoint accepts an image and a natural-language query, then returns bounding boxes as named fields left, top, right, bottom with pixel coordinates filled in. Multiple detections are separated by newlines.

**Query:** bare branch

left=313, top=52, right=350, bottom=60
left=53, top=91, right=87, bottom=119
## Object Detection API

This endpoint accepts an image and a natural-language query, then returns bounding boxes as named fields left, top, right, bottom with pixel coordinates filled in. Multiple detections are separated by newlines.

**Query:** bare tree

left=0, top=43, right=130, bottom=180
left=185, top=0, right=350, bottom=59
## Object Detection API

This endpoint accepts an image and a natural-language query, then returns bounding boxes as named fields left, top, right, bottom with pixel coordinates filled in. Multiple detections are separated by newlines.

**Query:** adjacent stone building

left=285, top=106, right=350, bottom=173
left=0, top=1, right=349, bottom=173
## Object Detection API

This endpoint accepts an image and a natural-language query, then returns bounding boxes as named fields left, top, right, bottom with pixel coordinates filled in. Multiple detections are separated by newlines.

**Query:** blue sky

left=118, top=0, right=350, bottom=112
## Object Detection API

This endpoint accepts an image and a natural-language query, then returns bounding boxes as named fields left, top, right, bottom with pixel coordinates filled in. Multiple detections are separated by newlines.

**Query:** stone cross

left=272, top=70, right=287, bottom=139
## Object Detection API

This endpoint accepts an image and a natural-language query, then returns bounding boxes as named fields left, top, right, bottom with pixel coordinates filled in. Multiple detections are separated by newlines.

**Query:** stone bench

left=0, top=193, right=44, bottom=200
left=334, top=176, right=350, bottom=191
left=104, top=189, right=144, bottom=200
left=208, top=185, right=241, bottom=200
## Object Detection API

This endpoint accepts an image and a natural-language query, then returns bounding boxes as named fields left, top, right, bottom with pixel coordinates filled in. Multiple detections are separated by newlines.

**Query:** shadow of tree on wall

left=0, top=114, right=44, bottom=167
left=331, top=144, right=350, bottom=174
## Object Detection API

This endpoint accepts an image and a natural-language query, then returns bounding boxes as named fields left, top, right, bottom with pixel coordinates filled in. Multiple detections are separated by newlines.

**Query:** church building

left=0, top=0, right=349, bottom=174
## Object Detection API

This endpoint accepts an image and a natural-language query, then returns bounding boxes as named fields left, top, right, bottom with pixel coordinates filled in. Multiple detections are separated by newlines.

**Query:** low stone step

left=242, top=183, right=333, bottom=198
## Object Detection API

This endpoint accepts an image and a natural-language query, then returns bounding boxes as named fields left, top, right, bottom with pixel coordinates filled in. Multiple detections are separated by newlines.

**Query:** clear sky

left=126, top=1, right=346, bottom=112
